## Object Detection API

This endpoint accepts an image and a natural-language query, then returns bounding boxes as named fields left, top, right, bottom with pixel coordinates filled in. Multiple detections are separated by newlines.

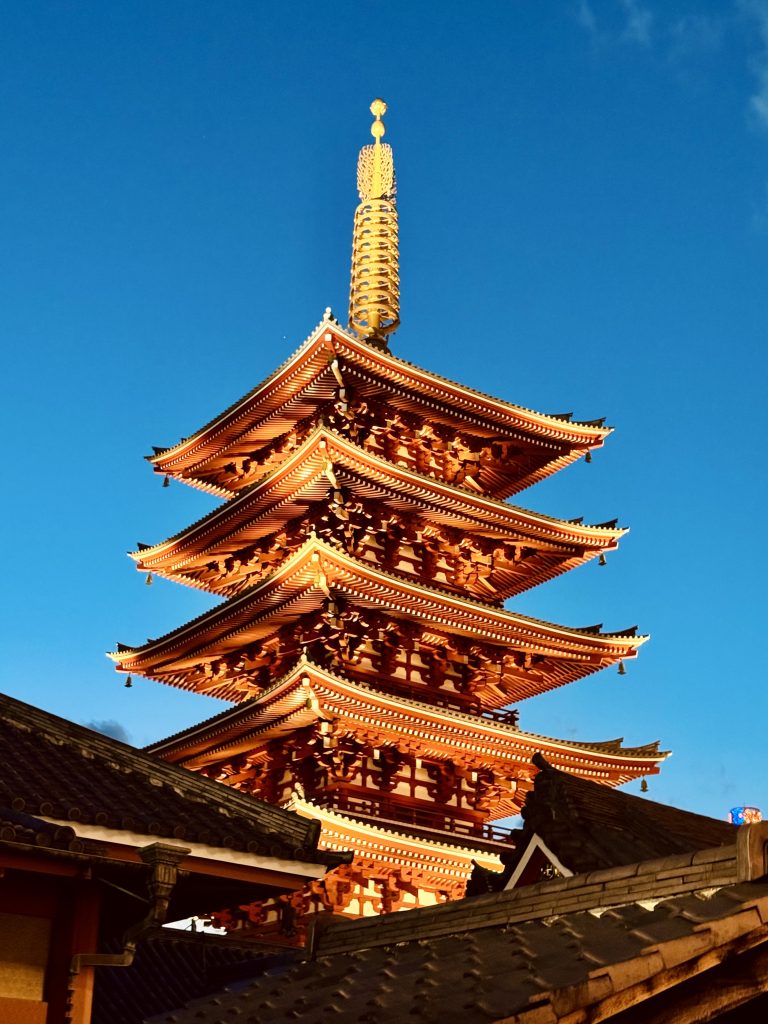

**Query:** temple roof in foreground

left=0, top=691, right=340, bottom=867
left=512, top=753, right=736, bottom=874
left=145, top=821, right=768, bottom=1024
left=148, top=318, right=611, bottom=496
left=92, top=932, right=275, bottom=1024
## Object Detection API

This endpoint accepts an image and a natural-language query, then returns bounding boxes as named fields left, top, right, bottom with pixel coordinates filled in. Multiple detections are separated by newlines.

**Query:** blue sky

left=1, top=0, right=766, bottom=822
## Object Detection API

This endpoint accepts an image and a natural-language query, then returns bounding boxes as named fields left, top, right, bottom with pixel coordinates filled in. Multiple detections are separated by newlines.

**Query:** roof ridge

left=147, top=315, right=335, bottom=462
left=312, top=843, right=742, bottom=956
left=338, top=327, right=612, bottom=433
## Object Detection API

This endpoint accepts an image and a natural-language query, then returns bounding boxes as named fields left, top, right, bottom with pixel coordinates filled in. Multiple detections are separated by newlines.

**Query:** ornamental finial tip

left=349, top=99, right=399, bottom=343
left=370, top=98, right=387, bottom=141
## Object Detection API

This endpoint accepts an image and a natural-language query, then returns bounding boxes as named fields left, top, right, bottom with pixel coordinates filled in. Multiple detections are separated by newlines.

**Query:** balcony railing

left=317, top=791, right=516, bottom=845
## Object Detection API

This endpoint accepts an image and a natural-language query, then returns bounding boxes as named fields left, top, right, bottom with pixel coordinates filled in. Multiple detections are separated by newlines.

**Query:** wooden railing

left=318, top=792, right=516, bottom=845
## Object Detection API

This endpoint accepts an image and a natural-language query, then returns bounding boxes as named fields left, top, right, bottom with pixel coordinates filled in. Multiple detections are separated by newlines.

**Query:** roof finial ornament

left=349, top=98, right=400, bottom=347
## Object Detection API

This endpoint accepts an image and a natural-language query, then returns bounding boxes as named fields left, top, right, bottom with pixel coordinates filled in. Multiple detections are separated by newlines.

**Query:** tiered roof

left=286, top=792, right=505, bottom=895
left=148, top=660, right=664, bottom=812
left=133, top=425, right=624, bottom=601
left=148, top=318, right=610, bottom=499
left=112, top=534, right=646, bottom=705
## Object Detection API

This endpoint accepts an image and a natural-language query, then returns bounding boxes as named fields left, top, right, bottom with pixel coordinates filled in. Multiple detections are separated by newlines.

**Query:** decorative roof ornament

left=348, top=98, right=400, bottom=346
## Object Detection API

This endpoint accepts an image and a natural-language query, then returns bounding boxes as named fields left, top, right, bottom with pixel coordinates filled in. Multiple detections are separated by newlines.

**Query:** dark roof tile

left=92, top=931, right=293, bottom=1024
left=0, top=691, right=341, bottom=865
left=497, top=757, right=735, bottom=884
left=147, top=879, right=768, bottom=1024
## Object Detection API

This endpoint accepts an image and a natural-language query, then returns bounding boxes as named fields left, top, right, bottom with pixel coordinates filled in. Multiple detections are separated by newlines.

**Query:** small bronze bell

left=163, top=474, right=170, bottom=488
left=124, top=676, right=133, bottom=688
left=618, top=660, right=626, bottom=676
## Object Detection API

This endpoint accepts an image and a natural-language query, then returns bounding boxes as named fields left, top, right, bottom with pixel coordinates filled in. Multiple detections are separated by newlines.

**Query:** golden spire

left=348, top=99, right=400, bottom=345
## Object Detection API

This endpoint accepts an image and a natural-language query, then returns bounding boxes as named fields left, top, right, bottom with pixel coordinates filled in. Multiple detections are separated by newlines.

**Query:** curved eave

left=335, top=326, right=611, bottom=442
left=148, top=317, right=337, bottom=473
left=149, top=320, right=610, bottom=481
left=110, top=536, right=646, bottom=676
left=290, top=796, right=504, bottom=874
left=149, top=660, right=667, bottom=784
left=132, top=427, right=626, bottom=575
left=145, top=665, right=666, bottom=823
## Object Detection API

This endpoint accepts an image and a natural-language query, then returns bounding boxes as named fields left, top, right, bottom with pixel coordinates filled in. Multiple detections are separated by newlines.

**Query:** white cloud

left=740, top=0, right=768, bottom=128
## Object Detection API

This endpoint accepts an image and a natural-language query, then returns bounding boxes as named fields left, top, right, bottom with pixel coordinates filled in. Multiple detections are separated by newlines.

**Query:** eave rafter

left=148, top=320, right=610, bottom=497
left=110, top=536, right=646, bottom=699
left=148, top=661, right=666, bottom=803
left=132, top=426, right=625, bottom=600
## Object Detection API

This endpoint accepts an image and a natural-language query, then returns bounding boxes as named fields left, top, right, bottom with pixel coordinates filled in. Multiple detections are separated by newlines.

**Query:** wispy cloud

left=619, top=0, right=653, bottom=45
left=668, top=13, right=724, bottom=59
left=739, top=0, right=768, bottom=128
left=575, top=0, right=653, bottom=47
left=576, top=0, right=599, bottom=39
left=84, top=718, right=131, bottom=743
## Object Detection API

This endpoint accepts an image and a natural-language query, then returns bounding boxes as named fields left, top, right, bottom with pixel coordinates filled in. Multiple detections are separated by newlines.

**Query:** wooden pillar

left=46, top=878, right=101, bottom=1024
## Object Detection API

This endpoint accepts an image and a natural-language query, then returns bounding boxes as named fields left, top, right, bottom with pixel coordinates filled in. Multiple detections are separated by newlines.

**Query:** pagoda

left=111, top=100, right=666, bottom=934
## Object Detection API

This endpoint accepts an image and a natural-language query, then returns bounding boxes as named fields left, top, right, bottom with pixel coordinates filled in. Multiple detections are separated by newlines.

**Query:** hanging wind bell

left=124, top=676, right=133, bottom=688
left=163, top=474, right=170, bottom=488
left=145, top=573, right=153, bottom=587
left=598, top=554, right=607, bottom=567
left=618, top=660, right=626, bottom=676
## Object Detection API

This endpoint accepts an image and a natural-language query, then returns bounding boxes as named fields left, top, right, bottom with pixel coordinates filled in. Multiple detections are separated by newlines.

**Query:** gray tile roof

left=0, top=691, right=342, bottom=865
left=511, top=754, right=735, bottom=876
left=147, top=879, right=768, bottom=1024
left=92, top=932, right=282, bottom=1024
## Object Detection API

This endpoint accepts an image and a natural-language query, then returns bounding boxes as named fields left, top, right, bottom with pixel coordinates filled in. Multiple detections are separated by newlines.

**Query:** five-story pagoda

left=111, top=101, right=666, bottom=931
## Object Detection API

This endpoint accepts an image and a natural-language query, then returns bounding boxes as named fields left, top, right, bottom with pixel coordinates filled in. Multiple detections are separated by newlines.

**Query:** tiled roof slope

left=92, top=932, right=283, bottom=1024
left=149, top=878, right=768, bottom=1024
left=0, top=691, right=341, bottom=864
left=515, top=753, right=735, bottom=874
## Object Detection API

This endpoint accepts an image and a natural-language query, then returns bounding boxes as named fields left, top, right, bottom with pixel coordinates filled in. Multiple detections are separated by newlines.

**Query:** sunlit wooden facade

left=112, top=102, right=666, bottom=936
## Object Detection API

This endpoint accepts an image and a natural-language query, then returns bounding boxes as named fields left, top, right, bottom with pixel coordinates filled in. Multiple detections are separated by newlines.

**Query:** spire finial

left=370, top=98, right=387, bottom=140
left=349, top=98, right=400, bottom=345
